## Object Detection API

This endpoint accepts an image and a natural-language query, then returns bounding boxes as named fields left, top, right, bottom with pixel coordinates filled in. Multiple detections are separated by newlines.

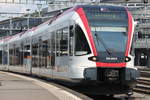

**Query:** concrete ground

left=0, top=72, right=59, bottom=100
left=0, top=71, right=82, bottom=100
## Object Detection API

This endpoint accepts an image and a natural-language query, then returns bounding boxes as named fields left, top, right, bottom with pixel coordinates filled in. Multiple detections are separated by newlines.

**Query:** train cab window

left=75, top=25, right=91, bottom=56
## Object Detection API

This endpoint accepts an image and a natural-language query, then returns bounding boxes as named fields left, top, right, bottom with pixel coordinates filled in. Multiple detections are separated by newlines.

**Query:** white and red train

left=0, top=5, right=139, bottom=95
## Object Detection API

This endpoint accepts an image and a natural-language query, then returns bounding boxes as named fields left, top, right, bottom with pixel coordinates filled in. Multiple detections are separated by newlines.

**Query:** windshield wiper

left=94, top=33, right=112, bottom=56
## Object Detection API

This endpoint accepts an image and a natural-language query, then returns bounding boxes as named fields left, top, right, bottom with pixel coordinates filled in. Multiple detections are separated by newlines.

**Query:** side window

left=2, top=45, right=8, bottom=65
left=75, top=25, right=91, bottom=56
left=32, top=43, right=38, bottom=67
left=56, top=27, right=69, bottom=56
left=69, top=25, right=74, bottom=56
left=0, top=50, right=2, bottom=64
left=56, top=30, right=61, bottom=56
left=60, top=27, right=68, bottom=56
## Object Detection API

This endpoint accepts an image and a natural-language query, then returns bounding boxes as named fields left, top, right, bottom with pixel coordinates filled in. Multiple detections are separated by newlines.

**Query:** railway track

left=134, top=67, right=150, bottom=94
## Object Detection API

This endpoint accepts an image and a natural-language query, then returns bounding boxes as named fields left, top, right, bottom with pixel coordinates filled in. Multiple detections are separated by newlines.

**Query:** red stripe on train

left=96, top=62, right=126, bottom=67
left=125, top=11, right=133, bottom=56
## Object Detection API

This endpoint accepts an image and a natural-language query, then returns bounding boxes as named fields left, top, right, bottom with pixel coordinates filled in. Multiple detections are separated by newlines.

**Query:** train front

left=76, top=5, right=140, bottom=94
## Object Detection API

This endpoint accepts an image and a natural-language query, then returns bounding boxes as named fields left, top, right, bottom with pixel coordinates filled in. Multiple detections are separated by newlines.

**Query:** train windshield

left=83, top=6, right=128, bottom=62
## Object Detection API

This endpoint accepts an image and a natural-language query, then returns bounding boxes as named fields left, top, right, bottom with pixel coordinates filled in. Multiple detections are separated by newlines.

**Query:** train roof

left=74, top=5, right=127, bottom=11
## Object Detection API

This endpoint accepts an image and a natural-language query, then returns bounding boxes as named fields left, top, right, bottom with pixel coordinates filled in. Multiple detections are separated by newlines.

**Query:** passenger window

left=2, top=45, right=8, bottom=65
left=56, top=30, right=61, bottom=56
left=75, top=25, right=91, bottom=56
left=0, top=50, right=2, bottom=64
left=69, top=25, right=74, bottom=56
left=60, top=27, right=68, bottom=56
left=32, top=43, right=38, bottom=67
left=56, top=27, right=69, bottom=56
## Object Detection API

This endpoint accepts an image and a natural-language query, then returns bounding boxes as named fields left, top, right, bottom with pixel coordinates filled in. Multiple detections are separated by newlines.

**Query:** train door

left=47, top=36, right=54, bottom=68
left=46, top=31, right=56, bottom=78
left=2, top=45, right=8, bottom=67
left=31, top=37, right=39, bottom=75
left=38, top=37, right=42, bottom=68
left=36, top=36, right=43, bottom=75
left=36, top=34, right=52, bottom=76
left=0, top=49, right=2, bottom=65
left=54, top=26, right=69, bottom=79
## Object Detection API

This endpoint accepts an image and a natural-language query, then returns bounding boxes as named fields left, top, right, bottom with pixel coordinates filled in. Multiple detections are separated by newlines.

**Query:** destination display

left=86, top=11, right=128, bottom=20
left=91, top=26, right=127, bottom=32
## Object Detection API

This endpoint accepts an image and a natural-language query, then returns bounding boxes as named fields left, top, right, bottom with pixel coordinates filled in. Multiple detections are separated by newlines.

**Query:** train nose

left=84, top=67, right=140, bottom=84
left=84, top=67, right=120, bottom=81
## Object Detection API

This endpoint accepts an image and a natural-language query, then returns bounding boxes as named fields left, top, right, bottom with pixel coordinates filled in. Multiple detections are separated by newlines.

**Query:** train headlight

left=88, top=56, right=98, bottom=62
left=125, top=56, right=131, bottom=62
left=92, top=57, right=97, bottom=61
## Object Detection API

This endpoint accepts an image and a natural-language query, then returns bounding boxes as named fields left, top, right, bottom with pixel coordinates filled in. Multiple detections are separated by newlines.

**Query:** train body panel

left=0, top=5, right=140, bottom=95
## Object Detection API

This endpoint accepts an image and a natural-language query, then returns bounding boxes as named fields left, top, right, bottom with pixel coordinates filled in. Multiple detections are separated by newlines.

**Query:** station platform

left=0, top=71, right=81, bottom=100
